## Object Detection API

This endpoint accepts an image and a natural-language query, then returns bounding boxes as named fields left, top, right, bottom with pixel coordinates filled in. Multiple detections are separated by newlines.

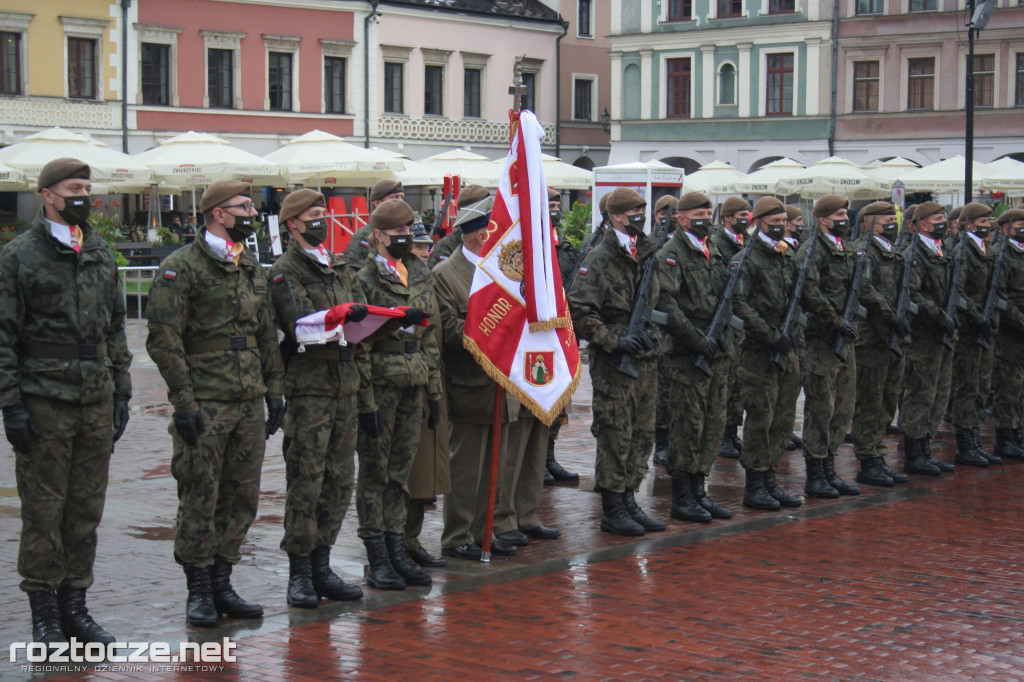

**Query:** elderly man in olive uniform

left=268, top=189, right=368, bottom=608
left=651, top=193, right=679, bottom=467
left=427, top=184, right=490, bottom=268
left=732, top=197, right=804, bottom=511
left=147, top=180, right=285, bottom=628
left=0, top=159, right=132, bottom=645
left=714, top=196, right=750, bottom=459
left=355, top=198, right=440, bottom=590
left=568, top=187, right=665, bottom=536
left=901, top=202, right=958, bottom=475
left=343, top=179, right=405, bottom=268
left=850, top=202, right=912, bottom=486
left=655, top=191, right=733, bottom=523
left=992, top=209, right=1024, bottom=459
left=950, top=202, right=999, bottom=467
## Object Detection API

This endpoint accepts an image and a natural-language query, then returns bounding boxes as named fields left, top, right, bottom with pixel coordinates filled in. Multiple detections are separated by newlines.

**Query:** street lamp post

left=965, top=0, right=976, bottom=206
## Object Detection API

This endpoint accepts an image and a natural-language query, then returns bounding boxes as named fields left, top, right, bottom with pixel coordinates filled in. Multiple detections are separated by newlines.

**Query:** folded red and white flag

left=295, top=304, right=422, bottom=347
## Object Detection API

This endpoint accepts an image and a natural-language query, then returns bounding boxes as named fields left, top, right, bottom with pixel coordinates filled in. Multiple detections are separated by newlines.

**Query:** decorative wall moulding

left=378, top=116, right=555, bottom=145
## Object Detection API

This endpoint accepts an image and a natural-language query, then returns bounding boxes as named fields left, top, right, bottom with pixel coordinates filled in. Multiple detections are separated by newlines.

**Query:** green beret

left=370, top=179, right=403, bottom=202
left=860, top=201, right=896, bottom=218
left=903, top=205, right=918, bottom=222
left=720, top=196, right=750, bottom=218
left=915, top=201, right=946, bottom=221
left=38, top=157, right=90, bottom=193
left=785, top=205, right=802, bottom=222
left=605, top=187, right=646, bottom=215
left=752, top=196, right=786, bottom=219
left=280, top=189, right=325, bottom=224
left=548, top=187, right=560, bottom=201
left=812, top=194, right=849, bottom=218
left=457, top=184, right=490, bottom=208
left=960, top=202, right=992, bottom=223
left=676, top=192, right=712, bottom=212
left=370, top=198, right=416, bottom=230
left=654, top=195, right=678, bottom=214
left=599, top=193, right=610, bottom=215
left=947, top=206, right=963, bottom=222
left=200, top=180, right=252, bottom=214
left=997, top=209, right=1024, bottom=225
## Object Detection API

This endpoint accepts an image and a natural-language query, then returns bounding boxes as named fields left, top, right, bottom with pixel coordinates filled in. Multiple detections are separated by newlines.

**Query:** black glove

left=892, top=318, right=912, bottom=339
left=977, top=319, right=992, bottom=339
left=702, top=336, right=718, bottom=360
left=173, top=410, right=205, bottom=448
left=112, top=392, right=130, bottom=443
left=265, top=397, right=285, bottom=438
left=771, top=333, right=794, bottom=355
left=359, top=411, right=382, bottom=438
left=615, top=334, right=644, bottom=356
left=427, top=399, right=441, bottom=430
left=2, top=400, right=41, bottom=452
left=990, top=316, right=999, bottom=333
left=346, top=304, right=368, bottom=323
left=401, top=308, right=429, bottom=326
left=940, top=312, right=957, bottom=335
left=840, top=320, right=859, bottom=339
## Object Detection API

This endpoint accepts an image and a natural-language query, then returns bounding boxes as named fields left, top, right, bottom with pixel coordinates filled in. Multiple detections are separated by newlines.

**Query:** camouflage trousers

left=656, top=352, right=673, bottom=431
left=952, top=335, right=987, bottom=430
left=993, top=330, right=1024, bottom=429
left=441, top=421, right=510, bottom=549
left=404, top=498, right=428, bottom=553
left=901, top=334, right=953, bottom=439
left=801, top=337, right=856, bottom=460
left=666, top=352, right=729, bottom=477
left=852, top=343, right=905, bottom=461
left=980, top=341, right=994, bottom=410
left=171, top=398, right=265, bottom=568
left=280, top=394, right=358, bottom=556
left=726, top=352, right=744, bottom=428
left=16, top=396, right=112, bottom=592
left=356, top=384, right=424, bottom=538
left=738, top=347, right=800, bottom=472
left=494, top=414, right=549, bottom=535
left=590, top=350, right=655, bottom=493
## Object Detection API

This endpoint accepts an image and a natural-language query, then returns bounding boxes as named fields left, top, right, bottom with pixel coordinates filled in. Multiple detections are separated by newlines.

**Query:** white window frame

left=844, top=47, right=886, bottom=113
left=136, top=24, right=182, bottom=107
left=0, top=11, right=32, bottom=96
left=264, top=34, right=301, bottom=112
left=1006, top=44, right=1024, bottom=108
left=900, top=45, right=941, bottom=112
left=201, top=30, right=245, bottom=109
left=321, top=39, right=355, bottom=115
left=460, top=51, right=489, bottom=120
left=847, top=0, right=888, bottom=15
left=61, top=16, right=108, bottom=101
left=662, top=0, right=695, bottom=23
left=659, top=51, right=696, bottom=119
left=758, top=0, right=803, bottom=17
left=521, top=57, right=544, bottom=114
left=571, top=73, right=598, bottom=121
left=381, top=44, right=411, bottom=116
left=421, top=48, right=451, bottom=118
left=717, top=60, right=737, bottom=107
left=957, top=46, right=997, bottom=109
left=759, top=47, right=800, bottom=117
left=707, top=0, right=749, bottom=20
left=577, top=0, right=595, bottom=38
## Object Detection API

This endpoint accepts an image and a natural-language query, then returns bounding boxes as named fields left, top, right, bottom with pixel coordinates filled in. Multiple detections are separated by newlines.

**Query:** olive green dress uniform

left=427, top=229, right=462, bottom=268
left=269, top=239, right=367, bottom=556
left=993, top=219, right=1024, bottom=441
left=711, top=227, right=746, bottom=439
left=0, top=211, right=132, bottom=593
left=950, top=233, right=995, bottom=434
left=147, top=230, right=284, bottom=568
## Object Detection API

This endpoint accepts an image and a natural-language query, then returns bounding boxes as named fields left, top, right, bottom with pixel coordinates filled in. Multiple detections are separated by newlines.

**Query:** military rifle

left=771, top=221, right=818, bottom=371
left=939, top=232, right=967, bottom=351
left=833, top=246, right=868, bottom=363
left=694, top=227, right=753, bottom=377
left=617, top=215, right=672, bottom=379
left=978, top=231, right=1010, bottom=350
left=563, top=225, right=603, bottom=291
left=431, top=188, right=454, bottom=239
left=887, top=241, right=918, bottom=356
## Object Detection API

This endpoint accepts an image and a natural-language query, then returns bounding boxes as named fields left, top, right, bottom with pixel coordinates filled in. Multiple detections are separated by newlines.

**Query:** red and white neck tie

left=629, top=236, right=637, bottom=258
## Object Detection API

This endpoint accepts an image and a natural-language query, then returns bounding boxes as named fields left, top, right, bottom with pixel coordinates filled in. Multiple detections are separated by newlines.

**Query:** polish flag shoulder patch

left=577, top=266, right=588, bottom=276
left=272, top=272, right=285, bottom=284
left=665, top=257, right=677, bottom=266
left=163, top=270, right=177, bottom=280
left=359, top=240, right=370, bottom=248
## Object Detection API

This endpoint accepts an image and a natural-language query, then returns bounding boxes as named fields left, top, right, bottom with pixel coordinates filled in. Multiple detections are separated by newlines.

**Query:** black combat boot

left=669, top=476, right=711, bottom=523
left=922, top=436, right=956, bottom=473
left=211, top=558, right=263, bottom=618
left=28, top=590, right=66, bottom=645
left=622, top=488, right=666, bottom=531
left=954, top=429, right=988, bottom=467
left=995, top=429, right=1024, bottom=460
left=856, top=457, right=894, bottom=487
left=57, top=588, right=115, bottom=645
left=546, top=435, right=580, bottom=484
left=804, top=458, right=840, bottom=498
left=903, top=437, right=940, bottom=476
left=363, top=537, right=406, bottom=590
left=823, top=454, right=860, bottom=495
left=652, top=428, right=669, bottom=466
left=742, top=469, right=780, bottom=510
left=877, top=458, right=909, bottom=483
left=384, top=534, right=432, bottom=586
left=971, top=429, right=1001, bottom=464
left=718, top=425, right=740, bottom=458
left=599, top=489, right=645, bottom=536
left=286, top=554, right=319, bottom=608
left=763, top=469, right=803, bottom=507
left=691, top=473, right=732, bottom=519
left=182, top=565, right=218, bottom=628
left=311, top=546, right=363, bottom=601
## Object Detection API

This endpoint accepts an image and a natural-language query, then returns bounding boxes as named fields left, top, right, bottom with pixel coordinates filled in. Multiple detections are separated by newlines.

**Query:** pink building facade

left=558, top=0, right=613, bottom=171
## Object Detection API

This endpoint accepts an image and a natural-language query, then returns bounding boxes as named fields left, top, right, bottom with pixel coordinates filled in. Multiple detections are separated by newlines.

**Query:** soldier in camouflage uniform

left=568, top=187, right=666, bottom=536
left=343, top=179, right=405, bottom=269
left=147, top=180, right=285, bottom=628
left=901, top=202, right=958, bottom=475
left=850, top=202, right=912, bottom=487
left=731, top=197, right=804, bottom=511
left=355, top=198, right=441, bottom=589
left=713, top=196, right=750, bottom=459
left=268, top=189, right=367, bottom=609
left=427, top=185, right=490, bottom=268
left=651, top=193, right=679, bottom=467
left=950, top=202, right=999, bottom=467
left=992, top=209, right=1024, bottom=460
left=655, top=192, right=733, bottom=523
left=0, top=159, right=132, bottom=645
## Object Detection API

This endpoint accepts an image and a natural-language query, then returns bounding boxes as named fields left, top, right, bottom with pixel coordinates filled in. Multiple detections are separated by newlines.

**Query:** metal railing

left=120, top=266, right=158, bottom=347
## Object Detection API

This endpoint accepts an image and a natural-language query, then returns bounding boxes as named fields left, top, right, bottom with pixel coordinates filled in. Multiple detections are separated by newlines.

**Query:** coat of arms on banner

left=525, top=350, right=554, bottom=387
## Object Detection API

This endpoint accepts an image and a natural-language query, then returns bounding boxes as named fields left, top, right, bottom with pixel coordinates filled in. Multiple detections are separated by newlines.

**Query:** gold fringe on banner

left=527, top=316, right=570, bottom=334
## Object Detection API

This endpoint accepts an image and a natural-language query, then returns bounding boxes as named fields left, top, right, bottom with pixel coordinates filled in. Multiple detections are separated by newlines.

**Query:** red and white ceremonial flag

left=294, top=304, right=425, bottom=346
left=463, top=110, right=581, bottom=426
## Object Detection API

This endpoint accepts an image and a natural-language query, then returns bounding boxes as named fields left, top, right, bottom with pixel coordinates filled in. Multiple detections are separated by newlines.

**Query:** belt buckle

left=230, top=336, right=247, bottom=351
left=79, top=344, right=98, bottom=360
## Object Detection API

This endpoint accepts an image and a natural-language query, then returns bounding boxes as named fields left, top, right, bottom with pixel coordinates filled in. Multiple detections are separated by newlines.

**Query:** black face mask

left=624, top=213, right=646, bottom=236
left=766, top=223, right=786, bottom=241
left=929, top=222, right=949, bottom=240
left=829, top=219, right=850, bottom=238
left=689, top=219, right=712, bottom=239
left=302, top=218, right=328, bottom=247
left=880, top=222, right=899, bottom=243
left=385, top=234, right=412, bottom=260
left=973, top=224, right=991, bottom=239
left=733, top=218, right=750, bottom=231
left=226, top=216, right=257, bottom=243
left=550, top=210, right=563, bottom=225
left=57, top=195, right=91, bottom=227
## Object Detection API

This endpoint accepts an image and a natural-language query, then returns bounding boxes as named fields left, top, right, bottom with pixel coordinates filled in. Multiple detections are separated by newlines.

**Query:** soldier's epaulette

left=272, top=272, right=285, bottom=284
left=163, top=270, right=177, bottom=280
left=665, top=257, right=677, bottom=266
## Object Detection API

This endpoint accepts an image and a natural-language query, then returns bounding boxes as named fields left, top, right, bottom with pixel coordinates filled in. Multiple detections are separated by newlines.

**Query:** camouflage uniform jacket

left=567, top=228, right=661, bottom=361
left=951, top=234, right=994, bottom=332
left=797, top=229, right=856, bottom=342
left=427, top=229, right=462, bottom=268
left=269, top=241, right=368, bottom=398
left=146, top=230, right=284, bottom=413
left=908, top=234, right=954, bottom=336
left=711, top=227, right=744, bottom=264
left=732, top=235, right=795, bottom=352
left=997, top=238, right=1024, bottom=336
left=855, top=236, right=905, bottom=348
left=554, top=227, right=578, bottom=282
left=355, top=254, right=441, bottom=412
left=655, top=230, right=731, bottom=355
left=342, top=225, right=373, bottom=269
left=0, top=211, right=132, bottom=406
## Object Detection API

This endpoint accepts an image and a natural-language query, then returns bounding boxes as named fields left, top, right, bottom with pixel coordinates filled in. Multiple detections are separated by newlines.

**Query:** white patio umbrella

left=898, top=155, right=987, bottom=194
left=417, top=149, right=502, bottom=187
left=866, top=157, right=921, bottom=182
left=777, top=156, right=890, bottom=200
left=733, top=157, right=805, bottom=195
left=133, top=131, right=282, bottom=189
left=682, top=161, right=745, bottom=195
left=265, top=130, right=404, bottom=188
left=981, top=161, right=1024, bottom=192
left=0, top=162, right=29, bottom=191
left=0, top=127, right=153, bottom=193
left=983, top=157, right=1024, bottom=176
left=369, top=147, right=445, bottom=187
left=490, top=153, right=593, bottom=190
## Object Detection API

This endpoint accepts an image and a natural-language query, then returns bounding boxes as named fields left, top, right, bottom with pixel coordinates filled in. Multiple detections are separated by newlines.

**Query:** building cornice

left=374, top=4, right=566, bottom=32
left=609, top=21, right=831, bottom=52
